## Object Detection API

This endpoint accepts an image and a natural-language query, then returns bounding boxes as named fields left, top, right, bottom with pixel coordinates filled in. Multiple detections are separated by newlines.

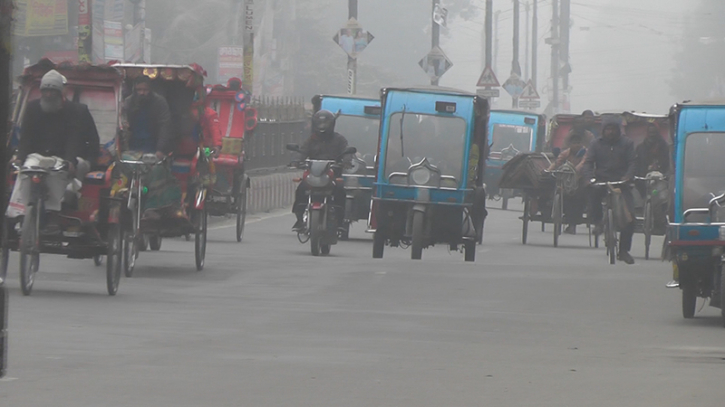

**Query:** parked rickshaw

left=204, top=78, right=257, bottom=242
left=369, top=87, right=488, bottom=261
left=2, top=59, right=125, bottom=296
left=665, top=101, right=725, bottom=325
left=312, top=94, right=380, bottom=240
left=485, top=110, right=546, bottom=210
left=113, top=64, right=210, bottom=273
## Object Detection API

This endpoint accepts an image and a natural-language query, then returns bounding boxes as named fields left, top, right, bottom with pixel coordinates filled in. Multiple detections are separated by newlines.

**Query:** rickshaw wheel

left=236, top=180, right=248, bottom=243
left=373, top=231, right=385, bottom=259
left=20, top=204, right=39, bottom=296
left=149, top=235, right=162, bottom=251
left=522, top=196, right=530, bottom=245
left=106, top=225, right=122, bottom=296
left=195, top=208, right=208, bottom=271
left=553, top=192, right=562, bottom=248
left=411, top=211, right=424, bottom=260
left=464, top=240, right=476, bottom=262
left=123, top=230, right=136, bottom=278
left=682, top=284, right=697, bottom=319
left=644, top=201, right=653, bottom=260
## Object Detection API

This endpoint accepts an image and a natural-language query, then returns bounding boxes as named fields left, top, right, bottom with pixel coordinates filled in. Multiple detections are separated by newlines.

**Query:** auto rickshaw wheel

left=682, top=283, right=697, bottom=319
left=149, top=235, right=162, bottom=251
left=236, top=177, right=248, bottom=243
left=373, top=231, right=385, bottom=259
left=19, top=204, right=39, bottom=296
left=411, top=211, right=424, bottom=260
left=106, top=225, right=122, bottom=296
left=464, top=240, right=476, bottom=262
left=195, top=208, right=207, bottom=271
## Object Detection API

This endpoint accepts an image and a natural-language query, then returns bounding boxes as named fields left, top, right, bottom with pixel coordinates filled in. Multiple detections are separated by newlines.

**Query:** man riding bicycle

left=583, top=115, right=637, bottom=265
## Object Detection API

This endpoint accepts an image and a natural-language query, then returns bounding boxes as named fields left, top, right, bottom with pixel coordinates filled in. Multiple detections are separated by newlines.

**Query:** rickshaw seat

left=84, top=171, right=107, bottom=185
left=212, top=154, right=241, bottom=167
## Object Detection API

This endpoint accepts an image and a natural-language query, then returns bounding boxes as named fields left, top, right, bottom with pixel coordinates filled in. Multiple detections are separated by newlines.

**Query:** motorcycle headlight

left=305, top=174, right=331, bottom=188
left=410, top=167, right=432, bottom=186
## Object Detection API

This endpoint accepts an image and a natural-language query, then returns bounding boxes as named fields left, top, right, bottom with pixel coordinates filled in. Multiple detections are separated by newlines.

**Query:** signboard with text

left=218, top=46, right=245, bottom=84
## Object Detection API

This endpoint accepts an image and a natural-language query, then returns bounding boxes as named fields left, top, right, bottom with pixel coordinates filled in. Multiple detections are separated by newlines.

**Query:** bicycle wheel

left=553, top=191, right=562, bottom=248
left=236, top=177, right=248, bottom=243
left=644, top=200, right=653, bottom=260
left=607, top=208, right=616, bottom=265
left=19, top=203, right=39, bottom=296
left=106, top=224, right=122, bottom=296
left=522, top=195, right=530, bottom=245
left=195, top=207, right=207, bottom=271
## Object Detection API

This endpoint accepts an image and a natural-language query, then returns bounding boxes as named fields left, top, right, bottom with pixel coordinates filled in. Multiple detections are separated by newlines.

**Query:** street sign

left=333, top=18, right=374, bottom=60
left=419, top=46, right=453, bottom=81
left=519, top=80, right=541, bottom=100
left=518, top=100, right=541, bottom=109
left=503, top=73, right=527, bottom=98
left=476, top=88, right=500, bottom=98
left=476, top=65, right=500, bottom=87
left=433, top=5, right=448, bottom=27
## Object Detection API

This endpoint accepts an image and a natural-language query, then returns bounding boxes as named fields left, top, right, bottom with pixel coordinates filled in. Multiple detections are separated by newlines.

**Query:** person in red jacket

left=199, top=106, right=223, bottom=150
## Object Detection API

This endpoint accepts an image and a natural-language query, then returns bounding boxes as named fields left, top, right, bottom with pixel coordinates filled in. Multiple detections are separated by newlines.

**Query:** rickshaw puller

left=292, top=110, right=349, bottom=231
left=583, top=115, right=637, bottom=265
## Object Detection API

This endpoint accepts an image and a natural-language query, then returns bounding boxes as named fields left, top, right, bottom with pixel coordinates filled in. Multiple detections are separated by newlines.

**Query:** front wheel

left=236, top=179, right=248, bottom=243
left=195, top=208, right=207, bottom=271
left=411, top=211, right=425, bottom=260
left=106, top=225, right=122, bottom=296
left=522, top=195, right=530, bottom=245
left=309, top=210, right=322, bottom=256
left=682, top=283, right=697, bottom=319
left=123, top=230, right=137, bottom=278
left=19, top=204, right=39, bottom=296
left=644, top=201, right=653, bottom=260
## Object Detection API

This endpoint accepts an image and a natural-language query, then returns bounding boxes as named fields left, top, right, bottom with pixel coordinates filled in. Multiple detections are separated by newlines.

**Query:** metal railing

left=244, top=97, right=308, bottom=172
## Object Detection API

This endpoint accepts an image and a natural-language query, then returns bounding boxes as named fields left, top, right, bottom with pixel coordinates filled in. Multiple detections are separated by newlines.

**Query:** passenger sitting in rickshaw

left=120, top=75, right=183, bottom=220
left=547, top=130, right=587, bottom=235
left=8, top=70, right=99, bottom=224
left=635, top=123, right=670, bottom=232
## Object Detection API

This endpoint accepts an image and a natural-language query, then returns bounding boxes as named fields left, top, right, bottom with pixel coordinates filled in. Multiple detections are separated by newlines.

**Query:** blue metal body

left=485, top=110, right=544, bottom=192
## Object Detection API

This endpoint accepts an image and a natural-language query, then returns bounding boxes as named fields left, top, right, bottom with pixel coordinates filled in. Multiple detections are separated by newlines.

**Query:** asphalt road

left=1, top=201, right=725, bottom=407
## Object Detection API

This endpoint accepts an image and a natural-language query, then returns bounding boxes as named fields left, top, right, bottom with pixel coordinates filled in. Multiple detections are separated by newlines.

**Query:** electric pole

left=494, top=10, right=500, bottom=76
left=512, top=0, right=521, bottom=108
left=532, top=0, right=538, bottom=88
left=485, top=0, right=493, bottom=68
left=560, top=0, right=571, bottom=112
left=243, top=0, right=255, bottom=94
left=550, top=0, right=560, bottom=114
left=431, top=0, right=440, bottom=86
left=525, top=2, right=530, bottom=81
left=349, top=0, right=358, bottom=93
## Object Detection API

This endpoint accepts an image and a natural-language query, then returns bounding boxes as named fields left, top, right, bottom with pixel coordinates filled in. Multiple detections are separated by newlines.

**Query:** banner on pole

left=15, top=0, right=69, bottom=37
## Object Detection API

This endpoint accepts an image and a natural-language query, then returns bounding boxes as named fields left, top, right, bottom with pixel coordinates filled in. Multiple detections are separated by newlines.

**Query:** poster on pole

left=103, top=20, right=123, bottom=61
left=15, top=0, right=69, bottom=37
left=332, top=18, right=374, bottom=60
left=218, top=46, right=245, bottom=84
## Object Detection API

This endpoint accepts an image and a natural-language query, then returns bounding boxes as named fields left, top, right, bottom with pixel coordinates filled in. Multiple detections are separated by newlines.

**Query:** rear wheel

left=236, top=179, right=248, bottom=243
left=464, top=240, right=476, bottom=262
left=411, top=211, right=424, bottom=260
left=644, top=201, right=653, bottom=260
left=373, top=231, right=385, bottom=259
left=195, top=208, right=207, bottom=271
left=522, top=196, right=530, bottom=245
left=553, top=192, right=562, bottom=248
left=339, top=222, right=350, bottom=241
left=607, top=208, right=617, bottom=265
left=19, top=204, right=39, bottom=296
left=106, top=225, right=122, bottom=296
left=149, top=235, right=162, bottom=251
left=682, top=283, right=697, bottom=319
left=309, top=210, right=322, bottom=256
left=0, top=219, right=10, bottom=283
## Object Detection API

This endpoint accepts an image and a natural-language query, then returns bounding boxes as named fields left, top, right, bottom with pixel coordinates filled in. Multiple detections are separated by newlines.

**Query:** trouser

left=564, top=188, right=586, bottom=226
left=589, top=185, right=635, bottom=253
left=292, top=183, right=346, bottom=224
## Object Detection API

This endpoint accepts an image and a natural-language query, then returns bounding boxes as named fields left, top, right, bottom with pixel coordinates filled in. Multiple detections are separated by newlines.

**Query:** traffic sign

left=518, top=100, right=541, bottom=109
left=419, top=46, right=453, bottom=81
left=519, top=80, right=541, bottom=100
left=476, top=65, right=500, bottom=87
left=503, top=73, right=526, bottom=98
left=333, top=18, right=374, bottom=60
left=476, top=88, right=500, bottom=98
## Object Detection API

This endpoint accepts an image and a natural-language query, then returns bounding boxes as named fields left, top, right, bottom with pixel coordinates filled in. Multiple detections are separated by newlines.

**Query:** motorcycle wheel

left=106, top=225, right=122, bottom=296
left=522, top=195, right=529, bottom=245
left=19, top=204, right=39, bottom=296
left=0, top=219, right=10, bottom=283
left=339, top=222, right=350, bottom=241
left=720, top=265, right=725, bottom=327
left=321, top=244, right=331, bottom=256
left=411, top=211, right=424, bottom=260
left=309, top=210, right=322, bottom=257
left=607, top=208, right=616, bottom=265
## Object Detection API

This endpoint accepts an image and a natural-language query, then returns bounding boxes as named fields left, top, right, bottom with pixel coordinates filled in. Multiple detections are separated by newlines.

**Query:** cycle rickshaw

left=311, top=94, right=380, bottom=240
left=113, top=64, right=210, bottom=273
left=2, top=59, right=125, bottom=295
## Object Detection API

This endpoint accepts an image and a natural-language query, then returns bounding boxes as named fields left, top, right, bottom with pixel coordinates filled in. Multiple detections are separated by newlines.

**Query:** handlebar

left=591, top=180, right=630, bottom=188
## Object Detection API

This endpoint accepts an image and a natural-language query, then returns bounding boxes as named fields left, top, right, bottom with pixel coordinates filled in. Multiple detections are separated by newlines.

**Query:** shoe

left=564, top=225, right=576, bottom=235
left=618, top=251, right=635, bottom=265
left=292, top=220, right=305, bottom=232
left=666, top=280, right=680, bottom=288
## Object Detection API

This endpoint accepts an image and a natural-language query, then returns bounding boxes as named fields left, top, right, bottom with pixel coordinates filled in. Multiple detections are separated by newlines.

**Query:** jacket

left=635, top=137, right=670, bottom=177
left=299, top=132, right=349, bottom=161
left=582, top=135, right=636, bottom=182
left=70, top=102, right=100, bottom=163
left=18, top=99, right=80, bottom=164
left=122, top=92, right=173, bottom=154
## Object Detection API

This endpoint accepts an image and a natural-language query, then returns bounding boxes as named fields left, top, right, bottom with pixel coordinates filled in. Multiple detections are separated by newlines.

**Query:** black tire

left=522, top=196, right=530, bottom=245
left=720, top=265, right=725, bottom=327
left=607, top=208, right=616, bottom=265
left=106, top=225, right=122, bottom=296
left=553, top=192, right=562, bottom=248
left=19, top=204, right=39, bottom=296
left=0, top=219, right=10, bottom=283
left=321, top=244, right=331, bottom=256
left=138, top=235, right=148, bottom=252
left=149, top=235, right=162, bottom=251
left=195, top=208, right=207, bottom=271
left=644, top=201, right=652, bottom=260
left=682, top=284, right=697, bottom=319
left=373, top=231, right=385, bottom=259
left=411, top=211, right=424, bottom=260
left=236, top=181, right=247, bottom=243
left=123, top=230, right=136, bottom=278
left=93, top=255, right=103, bottom=267
left=309, top=210, right=322, bottom=256
left=464, top=240, right=476, bottom=262
left=502, top=196, right=509, bottom=210
left=339, top=222, right=350, bottom=241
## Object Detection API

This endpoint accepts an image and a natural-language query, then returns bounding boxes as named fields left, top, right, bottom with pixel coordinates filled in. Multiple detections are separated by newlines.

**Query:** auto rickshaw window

left=335, top=115, right=379, bottom=165
left=682, top=132, right=725, bottom=214
left=490, top=124, right=533, bottom=154
left=384, top=112, right=467, bottom=183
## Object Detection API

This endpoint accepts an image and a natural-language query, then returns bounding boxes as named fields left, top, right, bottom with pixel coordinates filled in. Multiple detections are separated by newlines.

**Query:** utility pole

left=550, top=0, right=560, bottom=114
left=512, top=0, right=521, bottom=108
left=232, top=0, right=242, bottom=45
left=349, top=0, right=358, bottom=93
left=431, top=0, right=440, bottom=86
left=243, top=0, right=255, bottom=94
left=532, top=0, right=538, bottom=88
left=494, top=10, right=500, bottom=76
left=485, top=0, right=493, bottom=68
left=524, top=2, right=530, bottom=81
left=560, top=0, right=571, bottom=112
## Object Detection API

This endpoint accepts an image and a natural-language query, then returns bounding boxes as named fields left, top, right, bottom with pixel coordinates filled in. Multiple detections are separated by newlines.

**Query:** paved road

left=1, top=202, right=725, bottom=406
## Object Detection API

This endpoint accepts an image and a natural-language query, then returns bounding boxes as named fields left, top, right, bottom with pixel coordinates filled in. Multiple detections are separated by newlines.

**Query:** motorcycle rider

left=291, top=110, right=350, bottom=231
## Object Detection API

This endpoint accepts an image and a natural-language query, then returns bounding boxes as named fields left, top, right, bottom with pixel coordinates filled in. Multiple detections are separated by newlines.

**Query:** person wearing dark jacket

left=121, top=75, right=173, bottom=158
left=72, top=103, right=100, bottom=167
left=634, top=124, right=670, bottom=195
left=292, top=110, right=349, bottom=231
left=583, top=115, right=637, bottom=264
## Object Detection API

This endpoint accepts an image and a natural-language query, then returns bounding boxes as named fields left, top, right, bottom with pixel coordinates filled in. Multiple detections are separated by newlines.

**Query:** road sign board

left=519, top=79, right=541, bottom=100
left=333, top=18, right=374, bottom=60
left=476, top=88, right=500, bottom=98
left=503, top=74, right=527, bottom=98
left=419, top=46, right=453, bottom=81
left=476, top=65, right=500, bottom=87
left=518, top=100, right=541, bottom=109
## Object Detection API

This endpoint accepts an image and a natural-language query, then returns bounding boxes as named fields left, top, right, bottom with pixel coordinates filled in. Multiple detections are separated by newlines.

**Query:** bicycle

left=634, top=172, right=667, bottom=260
left=545, top=165, right=578, bottom=248
left=592, top=179, right=631, bottom=265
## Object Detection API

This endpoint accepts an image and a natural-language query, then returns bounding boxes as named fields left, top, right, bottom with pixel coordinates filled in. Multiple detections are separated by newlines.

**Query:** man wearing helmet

left=291, top=109, right=350, bottom=231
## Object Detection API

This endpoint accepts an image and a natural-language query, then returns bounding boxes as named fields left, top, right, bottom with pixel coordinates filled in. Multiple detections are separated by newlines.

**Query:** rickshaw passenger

left=292, top=110, right=349, bottom=231
left=547, top=131, right=587, bottom=234
left=583, top=115, right=637, bottom=265
left=635, top=123, right=670, bottom=197
left=121, top=75, right=183, bottom=219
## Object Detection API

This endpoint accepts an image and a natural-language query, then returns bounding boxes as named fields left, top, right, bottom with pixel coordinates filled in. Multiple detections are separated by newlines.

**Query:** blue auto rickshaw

left=312, top=94, right=381, bottom=239
left=369, top=87, right=489, bottom=261
left=667, top=101, right=725, bottom=325
left=485, top=110, right=547, bottom=210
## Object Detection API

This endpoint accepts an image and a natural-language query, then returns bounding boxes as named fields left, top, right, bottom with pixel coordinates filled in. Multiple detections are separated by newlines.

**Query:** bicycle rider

left=583, top=115, right=637, bottom=265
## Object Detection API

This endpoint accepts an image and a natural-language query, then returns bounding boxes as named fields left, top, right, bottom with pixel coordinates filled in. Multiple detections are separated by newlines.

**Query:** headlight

left=410, top=167, right=431, bottom=185
left=305, top=174, right=331, bottom=188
